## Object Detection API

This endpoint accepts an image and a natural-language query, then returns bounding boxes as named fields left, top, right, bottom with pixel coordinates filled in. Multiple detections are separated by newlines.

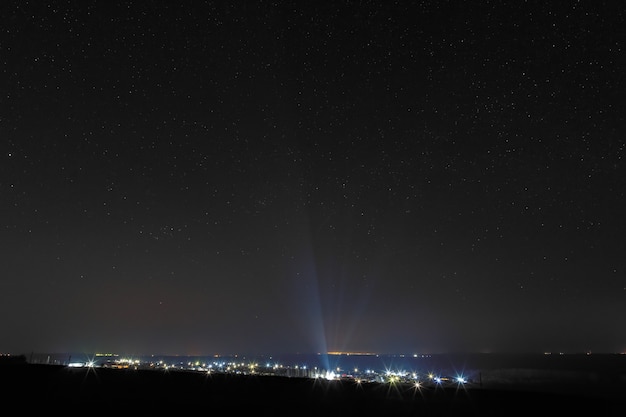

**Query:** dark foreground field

left=1, top=361, right=625, bottom=416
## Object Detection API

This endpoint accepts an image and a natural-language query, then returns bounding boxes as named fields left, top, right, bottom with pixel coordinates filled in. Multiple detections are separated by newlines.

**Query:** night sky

left=2, top=1, right=625, bottom=357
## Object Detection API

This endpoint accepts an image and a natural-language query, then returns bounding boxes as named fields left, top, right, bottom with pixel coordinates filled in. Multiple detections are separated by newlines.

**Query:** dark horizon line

left=8, top=349, right=626, bottom=359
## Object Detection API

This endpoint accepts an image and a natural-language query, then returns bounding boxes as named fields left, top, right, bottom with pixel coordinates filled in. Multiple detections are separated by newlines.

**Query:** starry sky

left=2, top=1, right=625, bottom=357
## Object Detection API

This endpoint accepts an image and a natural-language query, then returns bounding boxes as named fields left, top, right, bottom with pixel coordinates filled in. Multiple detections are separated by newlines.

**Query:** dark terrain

left=1, top=356, right=625, bottom=416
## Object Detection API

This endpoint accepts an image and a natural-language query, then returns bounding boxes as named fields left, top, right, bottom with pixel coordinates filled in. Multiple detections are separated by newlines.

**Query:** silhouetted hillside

left=1, top=362, right=624, bottom=415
